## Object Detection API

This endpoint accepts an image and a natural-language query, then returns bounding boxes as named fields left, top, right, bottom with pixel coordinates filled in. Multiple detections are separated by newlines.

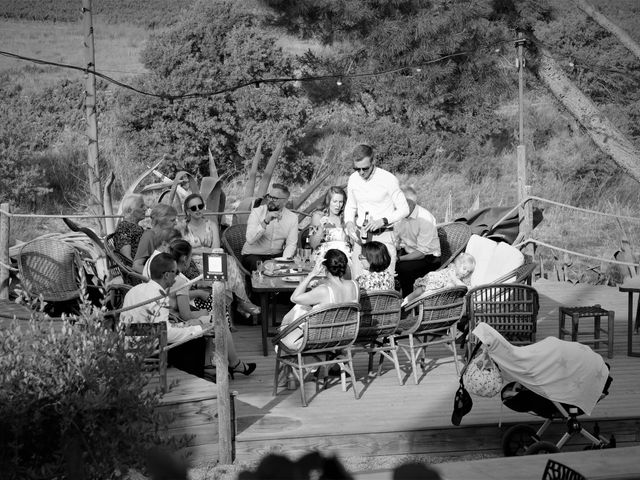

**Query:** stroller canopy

left=472, top=323, right=609, bottom=415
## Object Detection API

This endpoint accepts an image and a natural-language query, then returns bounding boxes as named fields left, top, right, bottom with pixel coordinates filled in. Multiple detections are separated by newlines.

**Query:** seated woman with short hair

left=355, top=241, right=395, bottom=291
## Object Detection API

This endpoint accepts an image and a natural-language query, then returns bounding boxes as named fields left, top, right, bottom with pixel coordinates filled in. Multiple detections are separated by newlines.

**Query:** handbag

left=462, top=344, right=503, bottom=398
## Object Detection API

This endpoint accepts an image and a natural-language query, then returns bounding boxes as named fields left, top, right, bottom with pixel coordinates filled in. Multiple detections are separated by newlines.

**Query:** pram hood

left=472, top=323, right=609, bottom=415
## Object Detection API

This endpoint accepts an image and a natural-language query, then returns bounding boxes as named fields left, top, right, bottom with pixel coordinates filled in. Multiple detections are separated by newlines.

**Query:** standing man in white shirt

left=241, top=183, right=299, bottom=271
left=344, top=144, right=410, bottom=278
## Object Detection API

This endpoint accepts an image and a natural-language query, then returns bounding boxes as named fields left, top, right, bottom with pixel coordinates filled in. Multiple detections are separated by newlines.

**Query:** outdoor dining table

left=251, top=273, right=301, bottom=356
left=617, top=277, right=640, bottom=357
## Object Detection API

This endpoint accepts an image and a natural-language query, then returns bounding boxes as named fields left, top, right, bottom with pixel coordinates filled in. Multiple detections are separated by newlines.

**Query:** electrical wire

left=0, top=38, right=514, bottom=101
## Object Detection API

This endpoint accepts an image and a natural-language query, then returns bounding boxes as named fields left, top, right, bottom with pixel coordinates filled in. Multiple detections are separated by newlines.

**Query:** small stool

left=559, top=305, right=614, bottom=358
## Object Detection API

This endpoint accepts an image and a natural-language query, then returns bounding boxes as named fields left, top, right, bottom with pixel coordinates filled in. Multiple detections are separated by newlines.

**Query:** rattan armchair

left=104, top=233, right=148, bottom=287
left=437, top=222, right=472, bottom=269
left=17, top=237, right=83, bottom=305
left=352, top=290, right=403, bottom=385
left=272, top=302, right=360, bottom=407
left=394, top=286, right=468, bottom=384
left=467, top=283, right=539, bottom=348
left=221, top=223, right=251, bottom=277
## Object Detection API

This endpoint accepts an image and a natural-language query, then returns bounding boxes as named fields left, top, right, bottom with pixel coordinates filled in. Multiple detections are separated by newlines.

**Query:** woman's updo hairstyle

left=323, top=249, right=348, bottom=278
left=169, top=238, right=192, bottom=263
left=150, top=203, right=177, bottom=227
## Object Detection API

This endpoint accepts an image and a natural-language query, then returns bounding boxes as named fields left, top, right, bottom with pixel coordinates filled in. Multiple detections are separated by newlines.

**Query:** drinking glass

left=256, top=260, right=263, bottom=278
left=264, top=261, right=276, bottom=275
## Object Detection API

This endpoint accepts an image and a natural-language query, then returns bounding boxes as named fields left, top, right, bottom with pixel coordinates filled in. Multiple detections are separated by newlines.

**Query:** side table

left=558, top=305, right=614, bottom=359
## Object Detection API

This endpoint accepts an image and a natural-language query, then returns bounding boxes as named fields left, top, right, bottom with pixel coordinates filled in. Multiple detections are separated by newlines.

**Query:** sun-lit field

left=0, top=18, right=148, bottom=90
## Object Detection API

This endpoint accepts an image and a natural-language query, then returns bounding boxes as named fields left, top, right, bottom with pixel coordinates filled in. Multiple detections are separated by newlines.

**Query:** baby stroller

left=471, top=323, right=615, bottom=456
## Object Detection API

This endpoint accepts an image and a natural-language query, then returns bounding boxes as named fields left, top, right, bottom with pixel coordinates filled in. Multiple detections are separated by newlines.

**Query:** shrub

left=0, top=311, right=188, bottom=479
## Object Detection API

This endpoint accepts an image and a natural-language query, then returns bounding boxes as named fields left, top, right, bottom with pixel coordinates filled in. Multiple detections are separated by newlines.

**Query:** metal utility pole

left=516, top=32, right=533, bottom=256
left=82, top=0, right=104, bottom=230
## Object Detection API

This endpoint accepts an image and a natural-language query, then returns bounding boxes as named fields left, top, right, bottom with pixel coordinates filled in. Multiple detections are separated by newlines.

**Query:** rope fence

left=516, top=238, right=639, bottom=268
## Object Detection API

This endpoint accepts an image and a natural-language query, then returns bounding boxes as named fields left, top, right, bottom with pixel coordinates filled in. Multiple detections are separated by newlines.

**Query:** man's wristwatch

left=382, top=217, right=389, bottom=227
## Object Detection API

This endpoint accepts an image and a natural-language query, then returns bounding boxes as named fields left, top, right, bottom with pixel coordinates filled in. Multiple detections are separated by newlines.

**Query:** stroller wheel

left=524, top=440, right=560, bottom=455
left=502, top=425, right=539, bottom=456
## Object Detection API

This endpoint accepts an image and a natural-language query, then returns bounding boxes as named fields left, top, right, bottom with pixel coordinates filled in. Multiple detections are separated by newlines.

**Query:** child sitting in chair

left=402, top=253, right=476, bottom=307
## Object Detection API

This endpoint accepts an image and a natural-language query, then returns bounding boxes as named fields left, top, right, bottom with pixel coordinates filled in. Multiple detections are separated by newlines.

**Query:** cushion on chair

left=465, top=235, right=524, bottom=287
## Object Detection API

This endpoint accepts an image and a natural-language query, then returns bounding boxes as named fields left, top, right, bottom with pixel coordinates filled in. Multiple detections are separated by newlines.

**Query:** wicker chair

left=104, top=233, right=148, bottom=287
left=352, top=290, right=403, bottom=385
left=467, top=283, right=539, bottom=348
left=221, top=223, right=251, bottom=277
left=124, top=322, right=169, bottom=393
left=17, top=238, right=83, bottom=305
left=437, top=222, right=472, bottom=269
left=272, top=302, right=360, bottom=407
left=394, top=286, right=468, bottom=384
left=62, top=218, right=143, bottom=310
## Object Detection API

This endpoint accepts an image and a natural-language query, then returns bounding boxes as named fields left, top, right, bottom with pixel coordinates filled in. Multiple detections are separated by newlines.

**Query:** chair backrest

left=17, top=238, right=83, bottom=302
left=408, top=286, right=468, bottom=336
left=299, top=302, right=360, bottom=353
left=123, top=321, right=168, bottom=393
left=357, top=290, right=402, bottom=343
left=467, top=283, right=538, bottom=346
left=542, top=459, right=585, bottom=480
left=221, top=223, right=246, bottom=260
left=104, top=233, right=147, bottom=286
left=437, top=222, right=472, bottom=268
left=221, top=223, right=250, bottom=275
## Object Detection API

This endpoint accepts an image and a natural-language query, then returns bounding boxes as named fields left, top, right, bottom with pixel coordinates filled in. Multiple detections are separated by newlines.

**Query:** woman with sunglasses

left=181, top=193, right=260, bottom=320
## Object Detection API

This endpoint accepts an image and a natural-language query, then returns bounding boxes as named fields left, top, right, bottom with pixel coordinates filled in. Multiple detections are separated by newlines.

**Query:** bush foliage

left=0, top=313, right=185, bottom=479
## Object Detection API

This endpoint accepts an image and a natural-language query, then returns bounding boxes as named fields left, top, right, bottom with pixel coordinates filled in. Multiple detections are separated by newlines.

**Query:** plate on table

left=274, top=257, right=293, bottom=262
left=282, top=276, right=302, bottom=283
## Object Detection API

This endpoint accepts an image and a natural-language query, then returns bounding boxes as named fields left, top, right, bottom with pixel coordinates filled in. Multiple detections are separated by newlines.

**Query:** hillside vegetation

left=1, top=0, right=640, bottom=280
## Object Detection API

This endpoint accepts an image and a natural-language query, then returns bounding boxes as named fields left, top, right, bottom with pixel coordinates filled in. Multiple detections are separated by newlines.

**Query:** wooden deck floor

left=164, top=280, right=640, bottom=465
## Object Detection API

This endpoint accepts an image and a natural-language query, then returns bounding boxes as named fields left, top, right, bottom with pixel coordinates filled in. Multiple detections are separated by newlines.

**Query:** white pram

left=471, top=323, right=615, bottom=456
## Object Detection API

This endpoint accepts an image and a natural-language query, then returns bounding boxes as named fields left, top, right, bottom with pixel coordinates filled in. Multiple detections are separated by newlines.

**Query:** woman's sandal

left=228, top=360, right=257, bottom=379
left=237, top=300, right=261, bottom=318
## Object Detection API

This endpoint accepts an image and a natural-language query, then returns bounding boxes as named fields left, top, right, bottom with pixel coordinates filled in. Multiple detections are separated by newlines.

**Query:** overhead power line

left=0, top=39, right=513, bottom=101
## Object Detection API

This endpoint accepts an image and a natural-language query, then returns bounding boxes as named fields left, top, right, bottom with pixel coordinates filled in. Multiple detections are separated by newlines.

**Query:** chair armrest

left=272, top=315, right=308, bottom=345
left=492, top=262, right=538, bottom=285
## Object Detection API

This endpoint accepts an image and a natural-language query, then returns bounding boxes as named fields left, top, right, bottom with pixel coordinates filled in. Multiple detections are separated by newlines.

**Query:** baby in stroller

left=471, top=323, right=614, bottom=456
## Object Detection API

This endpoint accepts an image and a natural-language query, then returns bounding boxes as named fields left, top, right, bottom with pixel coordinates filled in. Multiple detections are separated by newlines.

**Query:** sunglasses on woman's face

left=189, top=203, right=205, bottom=212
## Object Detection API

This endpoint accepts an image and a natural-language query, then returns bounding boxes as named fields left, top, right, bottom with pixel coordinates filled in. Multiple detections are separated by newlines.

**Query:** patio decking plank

left=157, top=280, right=640, bottom=464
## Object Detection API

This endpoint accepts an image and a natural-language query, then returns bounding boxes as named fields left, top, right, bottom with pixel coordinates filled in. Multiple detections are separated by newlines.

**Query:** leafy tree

left=114, top=0, right=311, bottom=184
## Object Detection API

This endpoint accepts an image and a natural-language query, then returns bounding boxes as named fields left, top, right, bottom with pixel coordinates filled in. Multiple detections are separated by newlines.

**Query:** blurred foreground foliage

left=0, top=310, right=187, bottom=479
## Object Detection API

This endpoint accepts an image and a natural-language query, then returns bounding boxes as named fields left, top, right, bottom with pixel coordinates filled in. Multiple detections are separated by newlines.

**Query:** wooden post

left=516, top=33, right=534, bottom=259
left=212, top=279, right=232, bottom=464
left=0, top=203, right=10, bottom=300
left=82, top=0, right=104, bottom=232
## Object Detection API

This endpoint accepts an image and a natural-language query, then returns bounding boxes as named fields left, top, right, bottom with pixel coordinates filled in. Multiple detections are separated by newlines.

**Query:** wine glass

left=264, top=261, right=276, bottom=275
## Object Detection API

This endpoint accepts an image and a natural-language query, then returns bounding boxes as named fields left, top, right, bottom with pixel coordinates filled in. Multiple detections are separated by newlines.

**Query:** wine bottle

left=360, top=211, right=370, bottom=243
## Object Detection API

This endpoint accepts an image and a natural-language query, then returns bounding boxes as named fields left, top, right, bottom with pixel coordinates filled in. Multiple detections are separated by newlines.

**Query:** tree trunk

left=572, top=0, right=640, bottom=61
left=534, top=46, right=640, bottom=184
